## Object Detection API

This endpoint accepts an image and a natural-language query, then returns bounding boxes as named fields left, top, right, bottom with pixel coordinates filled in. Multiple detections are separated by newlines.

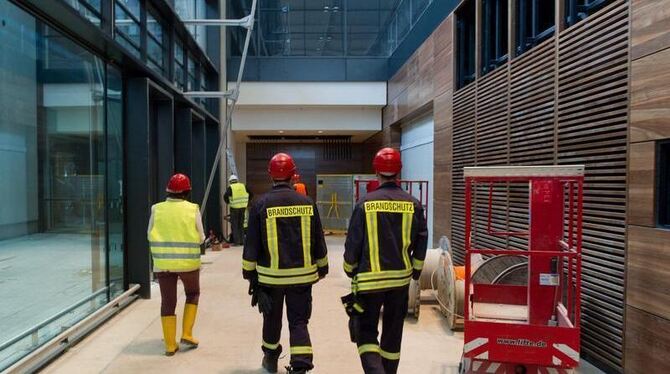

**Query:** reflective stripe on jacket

left=230, top=182, right=250, bottom=209
left=343, top=182, right=428, bottom=293
left=243, top=184, right=329, bottom=287
left=148, top=200, right=202, bottom=272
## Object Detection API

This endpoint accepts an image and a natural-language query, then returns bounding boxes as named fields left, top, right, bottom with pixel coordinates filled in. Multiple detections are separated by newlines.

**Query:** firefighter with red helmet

left=147, top=173, right=205, bottom=356
left=343, top=148, right=428, bottom=374
left=243, top=153, right=329, bottom=374
left=292, top=173, right=308, bottom=196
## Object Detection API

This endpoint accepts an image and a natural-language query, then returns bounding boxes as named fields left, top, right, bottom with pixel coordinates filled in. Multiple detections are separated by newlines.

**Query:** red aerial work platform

left=460, top=165, right=584, bottom=374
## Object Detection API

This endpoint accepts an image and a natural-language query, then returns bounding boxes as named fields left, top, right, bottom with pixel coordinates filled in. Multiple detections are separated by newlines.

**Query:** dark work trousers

left=156, top=270, right=200, bottom=316
left=230, top=207, right=246, bottom=245
left=357, top=287, right=409, bottom=374
left=262, top=286, right=314, bottom=370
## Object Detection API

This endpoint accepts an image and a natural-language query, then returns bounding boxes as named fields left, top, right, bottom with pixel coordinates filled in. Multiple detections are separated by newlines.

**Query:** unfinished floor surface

left=43, top=236, right=603, bottom=374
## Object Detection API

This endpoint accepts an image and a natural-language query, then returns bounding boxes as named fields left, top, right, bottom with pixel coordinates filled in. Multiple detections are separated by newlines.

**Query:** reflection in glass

left=114, top=0, right=141, bottom=58
left=175, top=0, right=208, bottom=50
left=0, top=2, right=119, bottom=370
left=147, top=10, right=167, bottom=75
left=64, top=0, right=102, bottom=25
left=227, top=0, right=410, bottom=57
left=107, top=66, right=124, bottom=298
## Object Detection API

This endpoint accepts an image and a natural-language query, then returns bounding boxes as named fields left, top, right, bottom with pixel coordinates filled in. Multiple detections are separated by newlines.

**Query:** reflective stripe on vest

left=230, top=183, right=249, bottom=209
left=355, top=200, right=414, bottom=292
left=149, top=200, right=201, bottom=271
left=261, top=205, right=315, bottom=286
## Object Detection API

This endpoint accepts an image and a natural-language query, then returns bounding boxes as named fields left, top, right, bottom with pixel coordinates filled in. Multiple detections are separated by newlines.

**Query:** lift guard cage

left=353, top=179, right=429, bottom=219
left=461, top=165, right=584, bottom=374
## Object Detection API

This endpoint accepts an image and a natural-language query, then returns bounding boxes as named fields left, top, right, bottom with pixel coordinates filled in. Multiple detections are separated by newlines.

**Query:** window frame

left=515, top=0, right=555, bottom=56
left=456, top=0, right=476, bottom=90
left=481, top=0, right=509, bottom=76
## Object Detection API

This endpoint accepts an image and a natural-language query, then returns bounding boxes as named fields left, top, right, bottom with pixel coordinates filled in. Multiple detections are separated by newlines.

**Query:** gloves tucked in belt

left=341, top=293, right=364, bottom=343
left=248, top=277, right=272, bottom=316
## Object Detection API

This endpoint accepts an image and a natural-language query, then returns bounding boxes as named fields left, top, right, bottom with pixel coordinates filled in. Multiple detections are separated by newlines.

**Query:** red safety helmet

left=373, top=147, right=402, bottom=176
left=166, top=173, right=192, bottom=193
left=268, top=153, right=297, bottom=180
left=292, top=173, right=301, bottom=182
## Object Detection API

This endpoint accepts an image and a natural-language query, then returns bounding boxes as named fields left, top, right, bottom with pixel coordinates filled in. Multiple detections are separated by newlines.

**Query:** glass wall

left=175, top=0, right=208, bottom=50
left=0, top=1, right=124, bottom=370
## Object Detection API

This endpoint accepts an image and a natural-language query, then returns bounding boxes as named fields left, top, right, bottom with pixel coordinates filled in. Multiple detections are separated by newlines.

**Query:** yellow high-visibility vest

left=230, top=183, right=249, bottom=209
left=149, top=200, right=201, bottom=272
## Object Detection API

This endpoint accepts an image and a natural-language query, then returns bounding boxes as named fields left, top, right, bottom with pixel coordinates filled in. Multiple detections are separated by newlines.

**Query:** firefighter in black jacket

left=243, top=152, right=329, bottom=374
left=343, top=147, right=428, bottom=374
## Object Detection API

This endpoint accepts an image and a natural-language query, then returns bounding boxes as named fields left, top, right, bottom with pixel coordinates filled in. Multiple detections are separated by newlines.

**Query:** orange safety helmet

left=372, top=147, right=402, bottom=176
left=268, top=153, right=297, bottom=180
left=166, top=173, right=192, bottom=193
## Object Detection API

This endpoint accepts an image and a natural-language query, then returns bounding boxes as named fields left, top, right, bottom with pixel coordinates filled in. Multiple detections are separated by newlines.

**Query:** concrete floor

left=43, top=236, right=604, bottom=374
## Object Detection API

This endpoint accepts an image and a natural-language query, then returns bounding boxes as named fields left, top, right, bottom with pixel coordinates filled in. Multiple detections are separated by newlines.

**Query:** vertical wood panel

left=628, top=142, right=656, bottom=226
left=631, top=0, right=670, bottom=60
left=625, top=306, right=670, bottom=374
left=627, top=226, right=670, bottom=320
left=630, top=47, right=670, bottom=142
left=434, top=90, right=454, bottom=246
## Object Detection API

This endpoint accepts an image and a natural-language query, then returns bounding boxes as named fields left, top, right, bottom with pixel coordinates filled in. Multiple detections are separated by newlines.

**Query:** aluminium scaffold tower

left=180, top=0, right=257, bottom=212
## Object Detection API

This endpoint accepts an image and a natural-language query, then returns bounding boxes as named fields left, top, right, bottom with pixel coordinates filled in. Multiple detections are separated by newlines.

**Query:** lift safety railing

left=180, top=0, right=258, bottom=212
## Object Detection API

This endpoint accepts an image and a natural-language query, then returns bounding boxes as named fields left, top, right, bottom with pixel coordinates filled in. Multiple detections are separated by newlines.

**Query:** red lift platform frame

left=354, top=179, right=429, bottom=219
left=461, top=166, right=584, bottom=374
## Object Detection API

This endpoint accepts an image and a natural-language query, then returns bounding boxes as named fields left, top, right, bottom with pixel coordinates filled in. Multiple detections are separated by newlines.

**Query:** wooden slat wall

left=449, top=1, right=629, bottom=371
left=626, top=0, right=670, bottom=373
left=557, top=2, right=629, bottom=367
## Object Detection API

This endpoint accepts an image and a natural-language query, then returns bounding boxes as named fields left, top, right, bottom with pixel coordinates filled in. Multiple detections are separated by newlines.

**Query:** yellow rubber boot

left=181, top=303, right=199, bottom=348
left=161, top=315, right=179, bottom=356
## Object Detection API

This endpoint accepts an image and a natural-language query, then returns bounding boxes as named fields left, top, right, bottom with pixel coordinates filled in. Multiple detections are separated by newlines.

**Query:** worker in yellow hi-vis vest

left=147, top=173, right=205, bottom=356
left=224, top=174, right=253, bottom=245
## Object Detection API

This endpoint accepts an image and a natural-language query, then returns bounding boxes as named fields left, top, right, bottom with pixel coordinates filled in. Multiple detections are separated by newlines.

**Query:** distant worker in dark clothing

left=343, top=148, right=428, bottom=374
left=148, top=173, right=204, bottom=356
left=292, top=173, right=308, bottom=196
left=223, top=174, right=253, bottom=245
left=243, top=153, right=329, bottom=374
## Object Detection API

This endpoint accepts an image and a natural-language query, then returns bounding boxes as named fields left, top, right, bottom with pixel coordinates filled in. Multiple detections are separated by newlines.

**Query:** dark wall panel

left=246, top=142, right=367, bottom=203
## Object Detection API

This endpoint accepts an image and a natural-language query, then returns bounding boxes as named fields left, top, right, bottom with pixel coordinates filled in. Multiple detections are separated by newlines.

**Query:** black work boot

left=262, top=345, right=282, bottom=373
left=285, top=366, right=308, bottom=374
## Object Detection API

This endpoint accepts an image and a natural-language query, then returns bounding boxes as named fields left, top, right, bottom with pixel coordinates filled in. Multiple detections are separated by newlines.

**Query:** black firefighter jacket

left=344, top=181, right=429, bottom=293
left=243, top=183, right=328, bottom=286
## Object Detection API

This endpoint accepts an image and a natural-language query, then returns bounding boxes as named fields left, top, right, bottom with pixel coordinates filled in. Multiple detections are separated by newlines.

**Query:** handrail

left=2, top=285, right=140, bottom=373
left=0, top=287, right=108, bottom=352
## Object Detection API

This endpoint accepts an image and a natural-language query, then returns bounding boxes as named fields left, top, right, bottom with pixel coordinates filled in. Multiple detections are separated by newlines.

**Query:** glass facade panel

left=175, top=0, right=208, bottom=50
left=229, top=0, right=398, bottom=57
left=175, top=40, right=186, bottom=89
left=64, top=0, right=102, bottom=25
left=106, top=66, right=124, bottom=298
left=115, top=1, right=141, bottom=58
left=147, top=10, right=167, bottom=75
left=0, top=2, right=124, bottom=369
left=412, top=0, right=431, bottom=23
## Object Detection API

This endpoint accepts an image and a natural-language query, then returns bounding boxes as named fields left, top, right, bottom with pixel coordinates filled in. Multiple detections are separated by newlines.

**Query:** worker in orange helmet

left=292, top=173, right=308, bottom=196
left=147, top=173, right=205, bottom=356
left=243, top=153, right=329, bottom=374
left=343, top=148, right=428, bottom=374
